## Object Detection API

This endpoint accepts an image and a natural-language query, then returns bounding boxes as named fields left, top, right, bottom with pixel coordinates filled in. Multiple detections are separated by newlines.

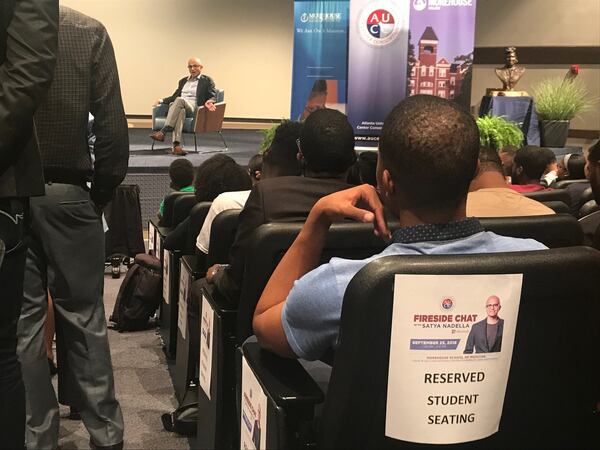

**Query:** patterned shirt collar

left=391, top=217, right=484, bottom=244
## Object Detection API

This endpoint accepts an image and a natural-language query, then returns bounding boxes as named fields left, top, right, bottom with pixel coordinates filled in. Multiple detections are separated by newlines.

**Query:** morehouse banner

left=292, top=0, right=477, bottom=148
left=290, top=0, right=350, bottom=121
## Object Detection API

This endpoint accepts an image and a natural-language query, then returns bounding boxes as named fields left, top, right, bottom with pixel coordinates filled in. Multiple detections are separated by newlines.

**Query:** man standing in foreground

left=151, top=57, right=217, bottom=155
left=0, top=0, right=57, bottom=447
left=253, top=95, right=546, bottom=361
left=16, top=6, right=127, bottom=450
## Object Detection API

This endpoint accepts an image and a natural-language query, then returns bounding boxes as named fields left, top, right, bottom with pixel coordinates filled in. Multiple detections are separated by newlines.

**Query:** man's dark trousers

left=16, top=184, right=123, bottom=449
left=0, top=199, right=28, bottom=449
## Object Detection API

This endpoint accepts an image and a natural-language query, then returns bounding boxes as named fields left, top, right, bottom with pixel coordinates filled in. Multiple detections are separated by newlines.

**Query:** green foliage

left=476, top=115, right=524, bottom=150
left=533, top=77, right=596, bottom=121
left=259, top=123, right=280, bottom=154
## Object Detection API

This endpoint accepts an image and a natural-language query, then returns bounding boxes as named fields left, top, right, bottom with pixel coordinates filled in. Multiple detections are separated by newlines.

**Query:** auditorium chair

left=522, top=189, right=571, bottom=209
left=579, top=186, right=595, bottom=207
left=174, top=209, right=241, bottom=402
left=552, top=178, right=588, bottom=189
left=540, top=200, right=569, bottom=214
left=579, top=210, right=600, bottom=247
left=160, top=201, right=211, bottom=360
left=159, top=191, right=195, bottom=227
left=172, top=194, right=199, bottom=227
left=479, top=214, right=583, bottom=248
left=151, top=89, right=226, bottom=153
left=579, top=199, right=599, bottom=219
left=195, top=221, right=395, bottom=450
left=240, top=247, right=600, bottom=449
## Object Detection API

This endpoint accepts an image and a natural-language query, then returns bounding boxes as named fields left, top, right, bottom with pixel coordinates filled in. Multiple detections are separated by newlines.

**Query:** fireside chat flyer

left=386, top=274, right=523, bottom=444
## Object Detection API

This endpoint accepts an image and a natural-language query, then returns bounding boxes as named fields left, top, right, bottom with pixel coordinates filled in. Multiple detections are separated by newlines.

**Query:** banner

left=292, top=0, right=477, bottom=147
left=386, top=274, right=522, bottom=444
left=290, top=1, right=350, bottom=121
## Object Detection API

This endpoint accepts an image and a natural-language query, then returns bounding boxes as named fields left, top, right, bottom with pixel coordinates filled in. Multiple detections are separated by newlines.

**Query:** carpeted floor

left=54, top=270, right=191, bottom=450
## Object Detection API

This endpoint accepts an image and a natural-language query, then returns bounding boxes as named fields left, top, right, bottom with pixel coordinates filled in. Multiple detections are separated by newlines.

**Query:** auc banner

left=292, top=0, right=477, bottom=148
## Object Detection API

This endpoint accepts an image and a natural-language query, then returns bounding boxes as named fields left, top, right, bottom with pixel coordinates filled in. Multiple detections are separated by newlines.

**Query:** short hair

left=168, top=158, right=194, bottom=190
left=587, top=140, right=600, bottom=163
left=477, top=146, right=504, bottom=175
left=514, top=146, right=556, bottom=180
left=247, top=153, right=263, bottom=181
left=566, top=153, right=585, bottom=179
left=263, top=120, right=302, bottom=177
left=299, top=108, right=356, bottom=174
left=346, top=151, right=378, bottom=187
left=378, top=95, right=480, bottom=210
left=194, top=154, right=252, bottom=202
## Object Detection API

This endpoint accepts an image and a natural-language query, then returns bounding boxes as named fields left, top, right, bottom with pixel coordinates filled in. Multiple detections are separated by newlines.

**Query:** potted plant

left=476, top=115, right=524, bottom=151
left=533, top=76, right=595, bottom=147
left=259, top=122, right=280, bottom=153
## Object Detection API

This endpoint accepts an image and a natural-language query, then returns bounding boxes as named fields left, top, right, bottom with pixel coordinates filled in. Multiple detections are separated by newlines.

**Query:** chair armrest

left=242, top=341, right=324, bottom=409
left=152, top=104, right=170, bottom=119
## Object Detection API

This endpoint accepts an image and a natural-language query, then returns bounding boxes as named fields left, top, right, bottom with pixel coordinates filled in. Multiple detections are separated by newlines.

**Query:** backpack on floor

left=110, top=253, right=162, bottom=331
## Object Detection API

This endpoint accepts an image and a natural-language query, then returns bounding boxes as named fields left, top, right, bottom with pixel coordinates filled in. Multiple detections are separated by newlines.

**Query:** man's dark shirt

left=212, top=175, right=352, bottom=305
left=34, top=6, right=128, bottom=203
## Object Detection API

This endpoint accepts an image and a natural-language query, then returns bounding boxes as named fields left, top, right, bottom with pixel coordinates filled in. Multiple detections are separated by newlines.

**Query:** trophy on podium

left=486, top=47, right=528, bottom=97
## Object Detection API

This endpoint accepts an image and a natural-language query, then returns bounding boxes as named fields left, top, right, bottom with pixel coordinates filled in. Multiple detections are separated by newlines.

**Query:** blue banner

left=291, top=1, right=350, bottom=121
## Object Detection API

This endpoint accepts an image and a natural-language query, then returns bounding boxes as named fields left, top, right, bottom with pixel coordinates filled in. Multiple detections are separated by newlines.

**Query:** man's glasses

left=486, top=304, right=500, bottom=309
left=187, top=64, right=201, bottom=69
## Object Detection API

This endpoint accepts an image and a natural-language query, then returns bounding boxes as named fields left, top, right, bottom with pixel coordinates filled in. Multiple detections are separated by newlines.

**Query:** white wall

left=63, top=0, right=599, bottom=129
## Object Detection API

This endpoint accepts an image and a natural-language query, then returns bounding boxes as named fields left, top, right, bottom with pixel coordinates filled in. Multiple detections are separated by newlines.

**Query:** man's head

left=263, top=120, right=303, bottom=178
left=298, top=108, right=356, bottom=176
left=194, top=154, right=251, bottom=202
left=504, top=47, right=518, bottom=68
left=485, top=295, right=501, bottom=319
left=187, top=57, right=203, bottom=78
left=586, top=140, right=600, bottom=203
left=377, top=95, right=479, bottom=214
left=168, top=158, right=194, bottom=190
left=469, top=146, right=507, bottom=191
left=247, top=154, right=263, bottom=185
left=512, top=146, right=556, bottom=185
left=558, top=153, right=585, bottom=180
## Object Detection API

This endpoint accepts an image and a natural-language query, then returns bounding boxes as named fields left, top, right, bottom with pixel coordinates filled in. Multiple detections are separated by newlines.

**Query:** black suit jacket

left=463, top=318, right=504, bottom=353
left=0, top=0, right=57, bottom=198
left=162, top=74, right=216, bottom=108
left=213, top=176, right=352, bottom=306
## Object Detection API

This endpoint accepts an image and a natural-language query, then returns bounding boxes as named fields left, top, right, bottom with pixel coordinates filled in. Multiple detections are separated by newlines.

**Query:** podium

left=479, top=96, right=540, bottom=146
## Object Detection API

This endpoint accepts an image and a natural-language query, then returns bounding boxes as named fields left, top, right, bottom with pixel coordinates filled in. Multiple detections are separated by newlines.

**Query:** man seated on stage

left=252, top=95, right=547, bottom=361
left=509, top=146, right=556, bottom=193
left=202, top=108, right=356, bottom=307
left=150, top=57, right=217, bottom=156
left=467, top=146, right=554, bottom=217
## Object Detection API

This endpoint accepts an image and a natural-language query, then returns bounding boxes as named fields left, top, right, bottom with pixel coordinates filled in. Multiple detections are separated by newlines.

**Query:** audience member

left=163, top=154, right=251, bottom=251
left=15, top=6, right=126, bottom=449
left=196, top=121, right=302, bottom=255
left=158, top=158, right=195, bottom=220
left=510, top=146, right=556, bottom=193
left=0, top=1, right=57, bottom=447
left=346, top=151, right=378, bottom=187
left=252, top=95, right=547, bottom=361
left=150, top=57, right=216, bottom=155
left=558, top=153, right=586, bottom=180
left=498, top=145, right=517, bottom=180
left=203, top=108, right=356, bottom=306
left=247, top=153, right=263, bottom=183
left=467, top=147, right=554, bottom=216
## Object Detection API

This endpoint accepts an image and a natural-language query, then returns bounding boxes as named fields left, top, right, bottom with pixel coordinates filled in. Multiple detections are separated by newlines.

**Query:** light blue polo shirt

left=281, top=218, right=547, bottom=361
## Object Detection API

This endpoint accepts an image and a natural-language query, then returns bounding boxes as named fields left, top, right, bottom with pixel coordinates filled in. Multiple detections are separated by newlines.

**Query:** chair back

left=160, top=191, right=194, bottom=227
left=541, top=200, right=569, bottom=214
left=185, top=202, right=212, bottom=255
left=553, top=178, right=588, bottom=189
left=237, top=221, right=392, bottom=344
left=321, top=247, right=600, bottom=449
left=172, top=194, right=198, bottom=227
left=215, top=88, right=225, bottom=103
left=579, top=210, right=600, bottom=246
left=207, top=209, right=240, bottom=266
left=479, top=214, right=582, bottom=248
left=522, top=189, right=571, bottom=207
left=579, top=199, right=599, bottom=218
left=579, top=186, right=595, bottom=206
left=152, top=104, right=170, bottom=131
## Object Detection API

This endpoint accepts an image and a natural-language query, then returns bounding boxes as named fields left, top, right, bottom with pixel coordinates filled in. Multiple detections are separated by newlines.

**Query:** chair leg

left=194, top=133, right=198, bottom=153
left=151, top=139, right=155, bottom=151
left=218, top=130, right=228, bottom=152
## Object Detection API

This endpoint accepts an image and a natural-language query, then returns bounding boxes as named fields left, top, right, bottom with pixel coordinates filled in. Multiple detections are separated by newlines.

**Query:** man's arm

left=463, top=328, right=475, bottom=354
left=89, top=24, right=128, bottom=207
left=203, top=76, right=217, bottom=111
left=0, top=0, right=58, bottom=175
left=253, top=185, right=389, bottom=358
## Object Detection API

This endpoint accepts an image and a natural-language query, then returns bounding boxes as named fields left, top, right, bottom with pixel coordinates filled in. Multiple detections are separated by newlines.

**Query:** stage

left=123, top=128, right=263, bottom=227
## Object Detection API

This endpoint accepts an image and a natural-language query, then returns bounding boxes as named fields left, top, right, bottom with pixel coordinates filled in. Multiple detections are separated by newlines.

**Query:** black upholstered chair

left=206, top=209, right=241, bottom=266
left=579, top=199, right=599, bottom=219
left=552, top=178, right=588, bottom=189
left=579, top=210, right=600, bottom=247
left=541, top=200, right=570, bottom=214
left=579, top=186, right=595, bottom=207
left=479, top=214, right=583, bottom=248
left=195, top=221, right=394, bottom=450
left=172, top=194, right=198, bottom=227
left=241, top=247, right=600, bottom=449
left=522, top=189, right=571, bottom=209
left=159, top=191, right=195, bottom=227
